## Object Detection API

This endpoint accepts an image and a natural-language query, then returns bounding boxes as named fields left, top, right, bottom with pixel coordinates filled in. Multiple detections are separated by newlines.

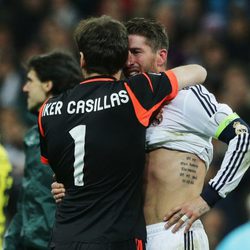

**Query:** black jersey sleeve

left=124, top=70, right=178, bottom=126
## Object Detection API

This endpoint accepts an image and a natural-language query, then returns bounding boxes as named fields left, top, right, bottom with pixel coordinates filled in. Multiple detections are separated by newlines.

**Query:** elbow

left=201, top=65, right=207, bottom=82
left=196, top=65, right=207, bottom=84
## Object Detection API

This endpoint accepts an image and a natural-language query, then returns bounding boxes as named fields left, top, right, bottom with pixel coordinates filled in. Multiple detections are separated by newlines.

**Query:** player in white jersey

left=144, top=85, right=249, bottom=250
left=51, top=18, right=250, bottom=250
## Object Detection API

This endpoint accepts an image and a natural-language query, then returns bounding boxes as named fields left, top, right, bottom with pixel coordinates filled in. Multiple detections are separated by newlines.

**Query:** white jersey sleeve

left=146, top=84, right=250, bottom=207
left=201, top=113, right=250, bottom=206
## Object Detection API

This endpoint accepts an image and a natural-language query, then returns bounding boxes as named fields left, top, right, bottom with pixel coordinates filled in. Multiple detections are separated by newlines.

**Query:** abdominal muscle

left=143, top=148, right=206, bottom=225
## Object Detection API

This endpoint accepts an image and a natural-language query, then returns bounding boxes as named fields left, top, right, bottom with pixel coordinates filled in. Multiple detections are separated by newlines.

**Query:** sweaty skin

left=144, top=149, right=206, bottom=225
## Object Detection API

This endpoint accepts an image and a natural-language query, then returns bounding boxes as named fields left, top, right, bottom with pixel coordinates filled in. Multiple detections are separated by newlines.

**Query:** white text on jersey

left=42, top=90, right=129, bottom=116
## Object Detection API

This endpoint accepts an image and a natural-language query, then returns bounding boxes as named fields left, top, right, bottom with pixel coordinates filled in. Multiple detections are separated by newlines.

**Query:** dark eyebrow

left=26, top=76, right=32, bottom=81
left=129, top=48, right=142, bottom=52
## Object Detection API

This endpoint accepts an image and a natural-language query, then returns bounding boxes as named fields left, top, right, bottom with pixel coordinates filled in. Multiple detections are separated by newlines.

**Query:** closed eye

left=129, top=48, right=142, bottom=55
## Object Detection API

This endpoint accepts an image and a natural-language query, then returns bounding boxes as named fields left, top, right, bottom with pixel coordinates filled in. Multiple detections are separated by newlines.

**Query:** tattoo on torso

left=179, top=156, right=198, bottom=184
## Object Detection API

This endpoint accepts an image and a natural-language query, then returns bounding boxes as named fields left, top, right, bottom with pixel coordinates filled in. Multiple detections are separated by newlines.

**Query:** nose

left=126, top=51, right=134, bottom=67
left=22, top=82, right=29, bottom=92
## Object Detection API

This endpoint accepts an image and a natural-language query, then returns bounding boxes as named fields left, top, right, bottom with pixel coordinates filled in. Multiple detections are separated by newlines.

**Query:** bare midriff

left=143, top=148, right=206, bottom=225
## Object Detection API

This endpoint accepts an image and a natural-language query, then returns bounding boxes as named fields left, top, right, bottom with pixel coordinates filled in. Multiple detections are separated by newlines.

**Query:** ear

left=42, top=80, right=53, bottom=94
left=80, top=52, right=86, bottom=68
left=156, top=49, right=168, bottom=67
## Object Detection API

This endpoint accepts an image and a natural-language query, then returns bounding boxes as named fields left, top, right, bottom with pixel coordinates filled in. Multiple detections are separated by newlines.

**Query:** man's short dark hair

left=27, top=50, right=82, bottom=95
left=125, top=17, right=169, bottom=52
left=74, top=15, right=129, bottom=75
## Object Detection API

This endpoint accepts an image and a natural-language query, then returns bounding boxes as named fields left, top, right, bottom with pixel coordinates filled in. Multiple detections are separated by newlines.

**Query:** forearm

left=171, top=64, right=207, bottom=90
left=201, top=130, right=250, bottom=207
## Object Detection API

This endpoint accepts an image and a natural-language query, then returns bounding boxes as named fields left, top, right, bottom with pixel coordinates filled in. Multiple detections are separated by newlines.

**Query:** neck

left=84, top=71, right=122, bottom=80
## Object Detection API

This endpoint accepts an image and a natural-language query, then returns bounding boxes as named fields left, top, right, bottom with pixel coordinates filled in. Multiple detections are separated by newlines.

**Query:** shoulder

left=170, top=85, right=216, bottom=113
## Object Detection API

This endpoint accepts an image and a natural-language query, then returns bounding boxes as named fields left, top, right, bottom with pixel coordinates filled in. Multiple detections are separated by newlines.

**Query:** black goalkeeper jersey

left=38, top=71, right=178, bottom=244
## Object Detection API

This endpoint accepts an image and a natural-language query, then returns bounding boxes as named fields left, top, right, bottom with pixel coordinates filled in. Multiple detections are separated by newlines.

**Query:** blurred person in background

left=52, top=17, right=250, bottom=249
left=222, top=13, right=250, bottom=64
left=0, top=24, right=15, bottom=56
left=218, top=64, right=250, bottom=124
left=151, top=2, right=185, bottom=69
left=38, top=18, right=75, bottom=52
left=216, top=191, right=250, bottom=250
left=8, top=0, right=50, bottom=51
left=201, top=207, right=227, bottom=250
left=0, top=50, right=24, bottom=109
left=0, top=143, right=12, bottom=249
left=199, top=40, right=228, bottom=94
left=97, top=0, right=126, bottom=21
left=175, top=0, right=204, bottom=43
left=3, top=50, right=82, bottom=250
left=0, top=108, right=27, bottom=220
left=129, top=0, right=153, bottom=18
left=49, top=0, right=80, bottom=29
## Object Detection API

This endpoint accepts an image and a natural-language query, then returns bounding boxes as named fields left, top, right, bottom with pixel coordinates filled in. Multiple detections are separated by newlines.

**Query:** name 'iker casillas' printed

left=42, top=90, right=130, bottom=116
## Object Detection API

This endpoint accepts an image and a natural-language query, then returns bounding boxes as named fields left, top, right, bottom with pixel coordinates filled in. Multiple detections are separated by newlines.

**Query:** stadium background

left=0, top=0, right=249, bottom=249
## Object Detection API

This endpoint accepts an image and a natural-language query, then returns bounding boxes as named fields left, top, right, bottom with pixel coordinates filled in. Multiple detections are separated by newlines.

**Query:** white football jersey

left=146, top=85, right=233, bottom=169
left=146, top=85, right=250, bottom=204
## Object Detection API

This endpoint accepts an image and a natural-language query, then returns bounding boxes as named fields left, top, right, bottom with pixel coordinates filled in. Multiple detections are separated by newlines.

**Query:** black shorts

left=51, top=239, right=145, bottom=250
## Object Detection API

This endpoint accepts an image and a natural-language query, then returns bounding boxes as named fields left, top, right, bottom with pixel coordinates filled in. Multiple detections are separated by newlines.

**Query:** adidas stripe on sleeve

left=194, top=85, right=250, bottom=207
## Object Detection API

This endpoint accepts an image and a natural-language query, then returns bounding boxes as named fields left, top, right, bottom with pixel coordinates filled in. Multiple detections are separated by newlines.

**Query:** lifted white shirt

left=146, top=85, right=250, bottom=205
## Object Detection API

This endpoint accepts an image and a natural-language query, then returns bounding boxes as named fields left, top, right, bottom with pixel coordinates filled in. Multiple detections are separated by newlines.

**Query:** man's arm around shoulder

left=170, top=64, right=207, bottom=90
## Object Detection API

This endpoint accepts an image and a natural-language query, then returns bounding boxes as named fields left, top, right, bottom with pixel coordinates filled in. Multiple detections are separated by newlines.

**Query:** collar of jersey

left=80, top=75, right=116, bottom=84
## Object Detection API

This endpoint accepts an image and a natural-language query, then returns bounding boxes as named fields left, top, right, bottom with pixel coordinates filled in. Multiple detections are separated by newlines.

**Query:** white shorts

left=146, top=220, right=209, bottom=250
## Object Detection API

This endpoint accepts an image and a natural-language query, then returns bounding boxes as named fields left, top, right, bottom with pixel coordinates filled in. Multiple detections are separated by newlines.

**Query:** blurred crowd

left=0, top=0, right=249, bottom=249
